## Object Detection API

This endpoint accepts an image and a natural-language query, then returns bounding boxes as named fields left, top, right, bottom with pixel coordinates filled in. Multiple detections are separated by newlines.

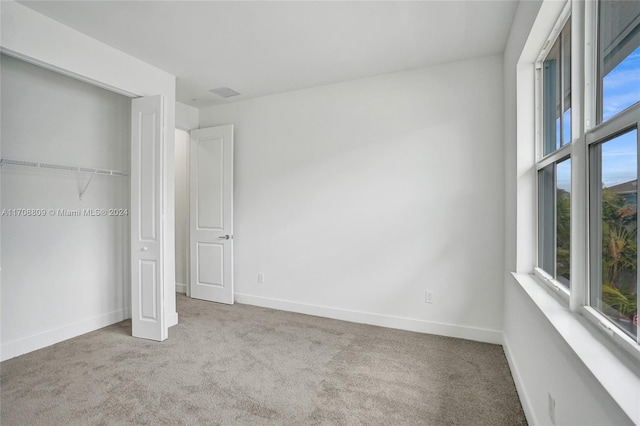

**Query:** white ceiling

left=19, top=1, right=519, bottom=108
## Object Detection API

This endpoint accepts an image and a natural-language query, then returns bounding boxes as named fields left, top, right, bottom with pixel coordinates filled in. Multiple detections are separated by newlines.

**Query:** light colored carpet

left=1, top=294, right=527, bottom=425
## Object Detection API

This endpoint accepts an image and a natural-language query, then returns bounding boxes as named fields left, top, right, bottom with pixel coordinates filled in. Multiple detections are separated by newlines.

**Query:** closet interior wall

left=1, top=54, right=131, bottom=359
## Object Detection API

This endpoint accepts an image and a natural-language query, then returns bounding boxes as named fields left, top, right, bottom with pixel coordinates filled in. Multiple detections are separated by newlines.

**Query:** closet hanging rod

left=0, top=158, right=128, bottom=177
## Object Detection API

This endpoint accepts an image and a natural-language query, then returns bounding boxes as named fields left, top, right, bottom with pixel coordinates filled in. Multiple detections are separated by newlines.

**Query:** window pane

left=539, top=164, right=555, bottom=275
left=538, top=158, right=571, bottom=289
left=591, top=129, right=638, bottom=340
left=543, top=21, right=571, bottom=155
left=562, top=19, right=572, bottom=145
left=543, top=38, right=561, bottom=156
left=557, top=158, right=571, bottom=286
left=599, top=0, right=640, bottom=122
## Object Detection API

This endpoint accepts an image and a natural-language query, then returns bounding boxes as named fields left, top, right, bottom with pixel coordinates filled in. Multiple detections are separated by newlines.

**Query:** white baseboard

left=234, top=293, right=502, bottom=344
left=502, top=335, right=538, bottom=426
left=1, top=307, right=131, bottom=362
left=176, top=282, right=187, bottom=294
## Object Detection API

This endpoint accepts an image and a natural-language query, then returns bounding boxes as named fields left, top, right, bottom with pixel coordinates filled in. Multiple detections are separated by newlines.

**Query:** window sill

left=511, top=272, right=640, bottom=425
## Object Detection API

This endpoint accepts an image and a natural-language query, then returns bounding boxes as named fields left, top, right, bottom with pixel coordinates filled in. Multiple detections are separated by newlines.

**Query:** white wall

left=176, top=102, right=199, bottom=131
left=199, top=55, right=506, bottom=343
left=1, top=54, right=131, bottom=357
left=175, top=129, right=190, bottom=293
left=502, top=1, right=633, bottom=424
left=504, top=278, right=634, bottom=426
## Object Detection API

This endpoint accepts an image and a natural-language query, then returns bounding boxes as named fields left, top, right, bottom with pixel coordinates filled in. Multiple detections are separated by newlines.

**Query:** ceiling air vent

left=209, top=87, right=241, bottom=98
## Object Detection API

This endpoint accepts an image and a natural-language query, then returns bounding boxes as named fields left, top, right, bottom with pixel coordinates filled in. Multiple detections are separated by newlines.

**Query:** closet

left=1, top=54, right=131, bottom=357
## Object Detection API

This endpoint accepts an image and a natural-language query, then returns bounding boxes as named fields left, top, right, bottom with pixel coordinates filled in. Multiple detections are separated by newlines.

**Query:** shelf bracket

left=79, top=173, right=95, bottom=201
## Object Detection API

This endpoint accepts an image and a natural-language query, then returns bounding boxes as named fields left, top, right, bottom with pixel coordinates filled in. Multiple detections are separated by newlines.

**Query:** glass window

left=543, top=37, right=561, bottom=155
left=543, top=19, right=572, bottom=156
left=562, top=19, right=572, bottom=145
left=590, top=129, right=638, bottom=340
left=538, top=157, right=571, bottom=288
left=533, top=0, right=640, bottom=359
left=538, top=17, right=572, bottom=291
left=598, top=0, right=640, bottom=123
left=556, top=158, right=571, bottom=285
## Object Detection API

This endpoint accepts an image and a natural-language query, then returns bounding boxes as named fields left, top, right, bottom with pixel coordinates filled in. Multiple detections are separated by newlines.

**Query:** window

left=589, top=128, right=638, bottom=340
left=597, top=0, right=640, bottom=123
left=543, top=19, right=572, bottom=155
left=534, top=0, right=640, bottom=355
left=536, top=16, right=572, bottom=291
left=538, top=158, right=572, bottom=287
left=587, top=0, right=640, bottom=343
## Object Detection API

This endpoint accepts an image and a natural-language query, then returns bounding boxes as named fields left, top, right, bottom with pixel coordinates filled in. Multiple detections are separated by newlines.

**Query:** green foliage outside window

left=556, top=189, right=571, bottom=281
left=600, top=189, right=638, bottom=325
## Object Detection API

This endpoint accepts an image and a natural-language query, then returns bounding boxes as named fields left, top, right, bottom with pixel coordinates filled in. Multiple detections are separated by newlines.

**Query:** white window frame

left=534, top=0, right=640, bottom=363
left=517, top=1, right=640, bottom=422
left=583, top=0, right=640, bottom=362
left=583, top=100, right=640, bottom=359
left=534, top=2, right=572, bottom=304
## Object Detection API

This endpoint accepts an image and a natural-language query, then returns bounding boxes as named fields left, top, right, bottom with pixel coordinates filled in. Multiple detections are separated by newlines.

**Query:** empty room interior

left=1, top=0, right=640, bottom=425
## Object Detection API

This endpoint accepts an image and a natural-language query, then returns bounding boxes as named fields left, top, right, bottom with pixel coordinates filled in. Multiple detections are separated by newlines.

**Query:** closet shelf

left=1, top=158, right=128, bottom=200
left=0, top=158, right=128, bottom=177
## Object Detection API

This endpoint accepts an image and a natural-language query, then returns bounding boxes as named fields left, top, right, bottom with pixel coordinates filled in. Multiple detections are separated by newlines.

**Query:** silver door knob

left=218, top=235, right=230, bottom=240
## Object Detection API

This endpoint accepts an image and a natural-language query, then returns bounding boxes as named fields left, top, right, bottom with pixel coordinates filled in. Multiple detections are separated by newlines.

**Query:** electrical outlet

left=258, top=273, right=265, bottom=284
left=425, top=290, right=433, bottom=304
left=548, top=393, right=556, bottom=425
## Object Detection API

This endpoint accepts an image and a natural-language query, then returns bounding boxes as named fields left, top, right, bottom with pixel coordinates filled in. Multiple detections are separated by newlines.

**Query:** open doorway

left=175, top=129, right=190, bottom=296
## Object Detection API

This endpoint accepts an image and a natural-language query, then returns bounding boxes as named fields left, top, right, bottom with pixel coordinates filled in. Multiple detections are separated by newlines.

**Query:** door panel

left=197, top=243, right=224, bottom=286
left=196, top=137, right=224, bottom=229
left=140, top=260, right=158, bottom=320
left=131, top=95, right=167, bottom=341
left=190, top=125, right=234, bottom=304
left=139, top=114, right=157, bottom=240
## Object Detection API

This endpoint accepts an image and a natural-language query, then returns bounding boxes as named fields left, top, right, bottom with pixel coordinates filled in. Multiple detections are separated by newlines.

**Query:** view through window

left=589, top=0, right=640, bottom=339
left=538, top=17, right=572, bottom=289
left=591, top=130, right=638, bottom=339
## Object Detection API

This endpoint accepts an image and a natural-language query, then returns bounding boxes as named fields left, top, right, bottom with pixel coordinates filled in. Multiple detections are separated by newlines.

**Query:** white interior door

left=189, top=125, right=234, bottom=304
left=131, top=95, right=167, bottom=341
